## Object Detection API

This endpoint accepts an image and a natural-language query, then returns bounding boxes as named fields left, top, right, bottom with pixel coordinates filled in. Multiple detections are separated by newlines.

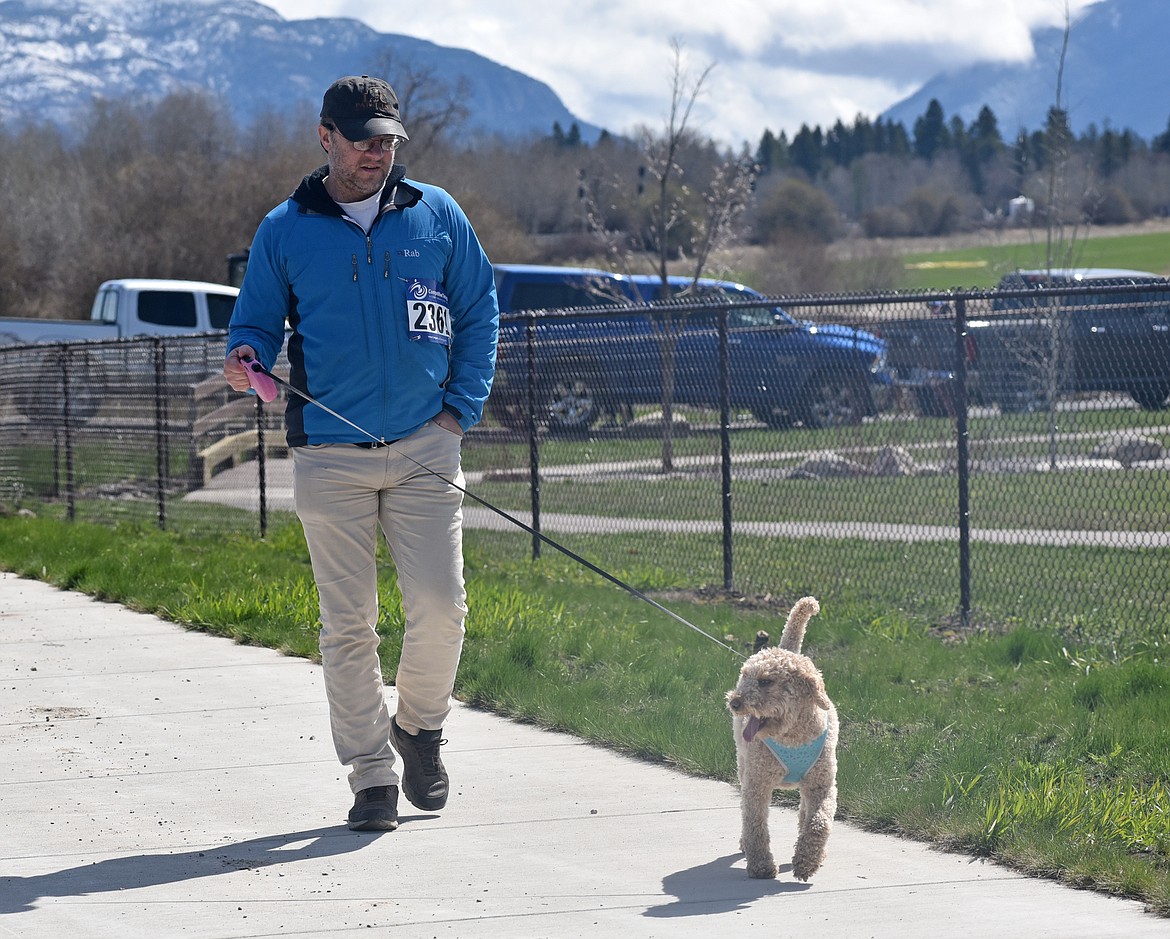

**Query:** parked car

left=985, top=268, right=1170, bottom=411
left=0, top=279, right=238, bottom=346
left=875, top=268, right=1170, bottom=415
left=0, top=280, right=239, bottom=421
left=490, top=264, right=894, bottom=433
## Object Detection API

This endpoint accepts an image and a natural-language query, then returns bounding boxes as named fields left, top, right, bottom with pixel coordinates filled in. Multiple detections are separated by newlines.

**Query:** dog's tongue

left=742, top=715, right=762, bottom=743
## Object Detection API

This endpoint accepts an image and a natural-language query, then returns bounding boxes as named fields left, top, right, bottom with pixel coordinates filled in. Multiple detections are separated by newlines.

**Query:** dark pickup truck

left=879, top=269, right=1170, bottom=414
left=490, top=264, right=895, bottom=432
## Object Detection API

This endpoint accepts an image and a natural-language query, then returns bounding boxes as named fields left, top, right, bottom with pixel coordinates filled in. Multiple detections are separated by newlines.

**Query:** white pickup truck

left=0, top=279, right=239, bottom=345
left=0, top=279, right=240, bottom=421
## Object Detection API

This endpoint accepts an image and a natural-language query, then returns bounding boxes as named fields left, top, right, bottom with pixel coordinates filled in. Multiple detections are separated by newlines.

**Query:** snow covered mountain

left=0, top=0, right=602, bottom=140
left=1, top=0, right=1165, bottom=147
left=882, top=0, right=1170, bottom=140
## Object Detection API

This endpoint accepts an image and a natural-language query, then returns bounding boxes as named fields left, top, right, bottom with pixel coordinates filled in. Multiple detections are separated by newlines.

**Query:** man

left=223, top=75, right=498, bottom=832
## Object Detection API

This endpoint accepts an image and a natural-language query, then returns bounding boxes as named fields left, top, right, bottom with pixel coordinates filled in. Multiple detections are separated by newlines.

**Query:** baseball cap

left=320, top=75, right=409, bottom=142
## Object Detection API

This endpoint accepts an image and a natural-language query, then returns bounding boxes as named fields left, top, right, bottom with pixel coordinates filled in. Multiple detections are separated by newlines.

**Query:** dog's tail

left=779, top=596, right=820, bottom=652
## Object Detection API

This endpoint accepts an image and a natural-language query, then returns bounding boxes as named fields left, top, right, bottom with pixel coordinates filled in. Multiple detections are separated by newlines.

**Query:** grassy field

left=0, top=506, right=1168, bottom=915
left=897, top=227, right=1170, bottom=290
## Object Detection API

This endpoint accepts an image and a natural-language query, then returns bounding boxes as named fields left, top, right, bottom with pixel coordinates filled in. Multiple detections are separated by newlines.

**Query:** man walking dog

left=224, top=75, right=498, bottom=831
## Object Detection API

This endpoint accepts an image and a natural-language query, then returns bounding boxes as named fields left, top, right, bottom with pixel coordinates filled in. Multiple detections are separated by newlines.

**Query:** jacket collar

left=292, top=164, right=423, bottom=217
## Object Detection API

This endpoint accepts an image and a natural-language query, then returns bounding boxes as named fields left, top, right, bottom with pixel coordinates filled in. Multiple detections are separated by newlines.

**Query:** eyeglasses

left=350, top=135, right=404, bottom=153
left=324, top=124, right=404, bottom=153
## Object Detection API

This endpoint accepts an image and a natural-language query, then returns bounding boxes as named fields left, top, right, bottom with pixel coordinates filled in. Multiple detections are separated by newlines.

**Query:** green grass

left=899, top=229, right=1170, bottom=290
left=469, top=468, right=1170, bottom=530
left=1, top=507, right=1168, bottom=915
left=469, top=404, right=1170, bottom=473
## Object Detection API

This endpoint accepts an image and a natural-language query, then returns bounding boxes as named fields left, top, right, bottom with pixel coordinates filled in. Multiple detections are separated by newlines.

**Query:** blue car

left=491, top=264, right=893, bottom=433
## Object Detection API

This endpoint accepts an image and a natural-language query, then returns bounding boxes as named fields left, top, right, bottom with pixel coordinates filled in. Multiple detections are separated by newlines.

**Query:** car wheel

left=543, top=373, right=601, bottom=434
left=915, top=384, right=953, bottom=418
left=486, top=399, right=529, bottom=430
left=1130, top=387, right=1170, bottom=411
left=800, top=371, right=870, bottom=429
left=11, top=348, right=106, bottom=423
left=751, top=404, right=796, bottom=429
left=997, top=388, right=1050, bottom=414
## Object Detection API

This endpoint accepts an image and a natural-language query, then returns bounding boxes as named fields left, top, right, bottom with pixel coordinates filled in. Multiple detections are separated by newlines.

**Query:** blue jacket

left=227, top=164, right=498, bottom=446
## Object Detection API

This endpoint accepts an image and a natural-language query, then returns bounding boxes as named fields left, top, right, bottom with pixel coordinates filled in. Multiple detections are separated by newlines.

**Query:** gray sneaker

left=390, top=717, right=449, bottom=811
left=347, top=785, right=399, bottom=831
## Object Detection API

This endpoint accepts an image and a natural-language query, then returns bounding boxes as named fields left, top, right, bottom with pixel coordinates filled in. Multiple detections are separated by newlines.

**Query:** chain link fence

left=2, top=279, right=1167, bottom=647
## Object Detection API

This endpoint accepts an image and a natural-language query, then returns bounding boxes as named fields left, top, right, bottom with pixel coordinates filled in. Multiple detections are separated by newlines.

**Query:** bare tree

left=1008, top=3, right=1090, bottom=467
left=581, top=38, right=756, bottom=471
left=374, top=50, right=471, bottom=160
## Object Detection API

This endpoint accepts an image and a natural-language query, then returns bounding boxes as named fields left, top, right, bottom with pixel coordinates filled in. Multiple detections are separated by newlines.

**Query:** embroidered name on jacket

left=761, top=720, right=829, bottom=784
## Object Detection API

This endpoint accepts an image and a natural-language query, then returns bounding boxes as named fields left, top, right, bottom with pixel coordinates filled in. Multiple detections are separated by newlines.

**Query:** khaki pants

left=292, top=421, right=467, bottom=793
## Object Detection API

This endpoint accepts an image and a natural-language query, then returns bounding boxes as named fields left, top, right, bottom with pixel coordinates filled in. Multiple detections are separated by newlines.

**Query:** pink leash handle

left=240, top=356, right=279, bottom=402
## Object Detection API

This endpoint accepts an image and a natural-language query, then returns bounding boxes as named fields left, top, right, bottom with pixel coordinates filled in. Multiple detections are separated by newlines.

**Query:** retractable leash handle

left=239, top=355, right=280, bottom=402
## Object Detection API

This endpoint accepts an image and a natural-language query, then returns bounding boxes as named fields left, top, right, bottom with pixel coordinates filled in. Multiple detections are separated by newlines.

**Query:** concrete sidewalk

left=1, top=571, right=1165, bottom=938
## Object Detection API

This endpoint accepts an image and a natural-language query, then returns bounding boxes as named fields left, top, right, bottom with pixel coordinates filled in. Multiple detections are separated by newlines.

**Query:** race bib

left=405, top=278, right=452, bottom=346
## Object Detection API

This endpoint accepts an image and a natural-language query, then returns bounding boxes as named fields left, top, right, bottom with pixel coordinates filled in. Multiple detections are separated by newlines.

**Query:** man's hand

left=223, top=344, right=258, bottom=392
left=432, top=409, right=464, bottom=437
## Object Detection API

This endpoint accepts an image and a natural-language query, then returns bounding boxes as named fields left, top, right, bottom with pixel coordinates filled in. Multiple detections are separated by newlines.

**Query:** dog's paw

left=746, top=857, right=778, bottom=879
left=791, top=858, right=820, bottom=882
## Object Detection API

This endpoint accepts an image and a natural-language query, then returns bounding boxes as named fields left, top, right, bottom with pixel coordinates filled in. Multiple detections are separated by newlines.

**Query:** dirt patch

left=30, top=706, right=90, bottom=720
left=653, top=584, right=796, bottom=615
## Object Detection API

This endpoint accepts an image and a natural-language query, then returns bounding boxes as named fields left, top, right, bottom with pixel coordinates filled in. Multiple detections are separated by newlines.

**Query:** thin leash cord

left=250, top=363, right=746, bottom=660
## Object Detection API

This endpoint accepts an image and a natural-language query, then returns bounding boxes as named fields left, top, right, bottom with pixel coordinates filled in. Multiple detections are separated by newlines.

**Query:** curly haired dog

left=726, top=596, right=838, bottom=880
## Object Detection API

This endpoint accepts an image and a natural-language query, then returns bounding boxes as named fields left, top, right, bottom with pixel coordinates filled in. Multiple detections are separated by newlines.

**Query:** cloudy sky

left=264, top=0, right=1098, bottom=147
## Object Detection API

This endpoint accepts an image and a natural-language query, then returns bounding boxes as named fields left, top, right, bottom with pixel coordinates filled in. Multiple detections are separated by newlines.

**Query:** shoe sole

left=348, top=816, right=399, bottom=832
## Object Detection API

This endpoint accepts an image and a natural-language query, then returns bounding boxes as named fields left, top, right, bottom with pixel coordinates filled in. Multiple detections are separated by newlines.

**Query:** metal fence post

left=525, top=314, right=541, bottom=560
left=953, top=297, right=971, bottom=628
left=153, top=339, right=168, bottom=530
left=59, top=346, right=75, bottom=521
left=717, top=306, right=733, bottom=590
left=256, top=393, right=268, bottom=539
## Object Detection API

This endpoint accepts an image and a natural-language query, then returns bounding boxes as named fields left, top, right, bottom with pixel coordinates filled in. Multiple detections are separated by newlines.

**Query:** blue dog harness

left=761, top=719, right=830, bottom=784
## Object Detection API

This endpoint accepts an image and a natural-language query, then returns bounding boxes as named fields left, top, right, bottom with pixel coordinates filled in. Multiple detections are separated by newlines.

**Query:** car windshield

left=629, top=280, right=796, bottom=328
left=695, top=284, right=797, bottom=328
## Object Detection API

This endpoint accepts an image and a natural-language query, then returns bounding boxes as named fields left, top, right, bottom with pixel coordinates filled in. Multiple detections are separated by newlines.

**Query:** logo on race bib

left=404, top=278, right=452, bottom=346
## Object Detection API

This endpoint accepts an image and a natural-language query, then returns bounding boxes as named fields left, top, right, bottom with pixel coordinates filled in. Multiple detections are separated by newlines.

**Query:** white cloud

left=264, top=0, right=1098, bottom=146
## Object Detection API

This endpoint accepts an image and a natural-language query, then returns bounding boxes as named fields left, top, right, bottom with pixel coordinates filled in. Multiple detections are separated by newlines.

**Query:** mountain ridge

left=881, top=0, right=1170, bottom=140
left=1, top=0, right=1165, bottom=148
left=0, top=0, right=603, bottom=141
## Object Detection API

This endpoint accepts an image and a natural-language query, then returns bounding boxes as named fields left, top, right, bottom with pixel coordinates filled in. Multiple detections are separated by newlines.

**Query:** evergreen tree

left=825, top=118, right=850, bottom=167
left=851, top=114, right=875, bottom=157
left=1098, top=128, right=1122, bottom=177
left=970, top=105, right=1003, bottom=162
left=754, top=129, right=789, bottom=173
left=789, top=124, right=824, bottom=179
left=913, top=99, right=950, bottom=161
left=1154, top=117, right=1170, bottom=154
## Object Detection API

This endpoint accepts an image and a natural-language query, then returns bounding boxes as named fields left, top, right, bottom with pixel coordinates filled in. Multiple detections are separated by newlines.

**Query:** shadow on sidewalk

left=0, top=826, right=381, bottom=916
left=644, top=851, right=809, bottom=918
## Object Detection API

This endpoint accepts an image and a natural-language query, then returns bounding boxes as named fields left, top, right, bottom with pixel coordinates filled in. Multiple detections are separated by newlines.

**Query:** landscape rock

left=1089, top=434, right=1165, bottom=467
